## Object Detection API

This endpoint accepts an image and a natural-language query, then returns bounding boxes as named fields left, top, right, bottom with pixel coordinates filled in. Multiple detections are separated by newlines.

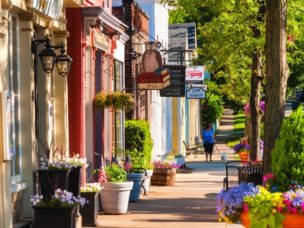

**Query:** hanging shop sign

left=138, top=41, right=170, bottom=90
left=94, top=31, right=109, bottom=51
left=30, top=0, right=64, bottom=19
left=137, top=70, right=170, bottom=90
left=186, top=85, right=206, bottom=99
left=185, top=66, right=204, bottom=82
left=160, top=65, right=185, bottom=97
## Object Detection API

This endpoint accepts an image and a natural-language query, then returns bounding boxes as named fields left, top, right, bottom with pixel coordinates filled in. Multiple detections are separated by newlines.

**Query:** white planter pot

left=141, top=170, right=153, bottom=195
left=101, top=181, right=133, bottom=214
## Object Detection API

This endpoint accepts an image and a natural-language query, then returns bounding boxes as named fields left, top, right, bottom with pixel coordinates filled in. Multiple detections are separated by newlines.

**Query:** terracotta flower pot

left=241, top=211, right=304, bottom=228
left=282, top=213, right=304, bottom=228
left=238, top=151, right=249, bottom=163
left=240, top=211, right=250, bottom=228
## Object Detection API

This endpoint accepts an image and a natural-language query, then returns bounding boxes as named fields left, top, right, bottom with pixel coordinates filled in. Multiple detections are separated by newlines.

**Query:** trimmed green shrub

left=271, top=106, right=304, bottom=191
left=125, top=120, right=153, bottom=168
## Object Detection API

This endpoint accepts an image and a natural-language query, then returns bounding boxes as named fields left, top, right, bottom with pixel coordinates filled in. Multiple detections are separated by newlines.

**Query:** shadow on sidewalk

left=125, top=195, right=219, bottom=223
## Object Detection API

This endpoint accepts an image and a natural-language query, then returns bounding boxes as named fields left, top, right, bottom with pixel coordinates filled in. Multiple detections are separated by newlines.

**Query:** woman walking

left=202, top=123, right=215, bottom=162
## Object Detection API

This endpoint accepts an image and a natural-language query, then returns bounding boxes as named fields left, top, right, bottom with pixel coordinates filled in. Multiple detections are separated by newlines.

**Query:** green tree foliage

left=201, top=93, right=224, bottom=128
left=168, top=0, right=304, bottom=102
left=271, top=107, right=304, bottom=191
left=286, top=1, right=304, bottom=94
left=125, top=120, right=153, bottom=168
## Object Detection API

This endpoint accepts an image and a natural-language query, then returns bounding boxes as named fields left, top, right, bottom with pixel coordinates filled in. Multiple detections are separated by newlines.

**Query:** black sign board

left=160, top=65, right=185, bottom=97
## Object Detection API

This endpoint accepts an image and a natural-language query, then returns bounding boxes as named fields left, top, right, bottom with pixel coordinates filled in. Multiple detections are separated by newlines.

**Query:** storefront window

left=8, top=16, right=21, bottom=180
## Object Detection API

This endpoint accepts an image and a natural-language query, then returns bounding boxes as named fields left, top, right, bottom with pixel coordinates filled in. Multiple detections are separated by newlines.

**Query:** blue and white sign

left=186, top=86, right=206, bottom=99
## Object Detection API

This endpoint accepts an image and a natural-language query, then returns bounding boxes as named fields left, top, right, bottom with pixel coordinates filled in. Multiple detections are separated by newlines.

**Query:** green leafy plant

left=95, top=91, right=134, bottom=110
left=271, top=106, right=304, bottom=191
left=104, top=164, right=127, bottom=182
left=243, top=186, right=285, bottom=228
left=80, top=183, right=102, bottom=193
left=201, top=94, right=224, bottom=127
left=125, top=120, right=153, bottom=168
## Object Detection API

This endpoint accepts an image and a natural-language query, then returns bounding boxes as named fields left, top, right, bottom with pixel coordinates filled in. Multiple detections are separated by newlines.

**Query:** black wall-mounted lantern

left=32, top=36, right=72, bottom=77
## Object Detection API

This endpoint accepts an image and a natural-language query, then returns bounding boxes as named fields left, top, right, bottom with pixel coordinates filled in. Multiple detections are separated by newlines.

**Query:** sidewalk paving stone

left=90, top=108, right=244, bottom=228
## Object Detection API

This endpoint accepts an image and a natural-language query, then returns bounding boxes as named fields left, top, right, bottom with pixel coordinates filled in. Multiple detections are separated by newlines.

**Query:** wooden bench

left=183, top=141, right=199, bottom=156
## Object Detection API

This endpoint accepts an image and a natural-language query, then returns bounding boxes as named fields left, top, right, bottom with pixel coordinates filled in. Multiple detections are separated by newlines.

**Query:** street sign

left=186, top=86, right=206, bottom=99
left=160, top=65, right=185, bottom=97
left=185, top=66, right=204, bottom=82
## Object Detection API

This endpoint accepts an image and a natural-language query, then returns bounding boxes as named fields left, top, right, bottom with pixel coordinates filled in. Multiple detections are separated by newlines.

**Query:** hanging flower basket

left=95, top=91, right=134, bottom=110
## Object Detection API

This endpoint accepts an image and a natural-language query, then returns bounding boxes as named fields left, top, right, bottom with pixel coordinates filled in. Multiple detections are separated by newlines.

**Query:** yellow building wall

left=171, top=98, right=179, bottom=155
left=189, top=99, right=200, bottom=144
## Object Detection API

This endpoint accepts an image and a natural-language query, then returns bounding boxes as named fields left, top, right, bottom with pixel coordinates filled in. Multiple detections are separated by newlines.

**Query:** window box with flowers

left=151, top=156, right=180, bottom=186
left=31, top=189, right=86, bottom=228
left=79, top=183, right=102, bottom=227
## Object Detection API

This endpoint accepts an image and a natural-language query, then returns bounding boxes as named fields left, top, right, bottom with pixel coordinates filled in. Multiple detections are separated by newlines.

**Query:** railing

left=223, top=161, right=263, bottom=190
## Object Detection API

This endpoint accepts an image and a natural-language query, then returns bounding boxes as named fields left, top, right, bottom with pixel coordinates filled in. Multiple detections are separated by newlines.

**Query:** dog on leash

left=221, top=152, right=227, bottom=162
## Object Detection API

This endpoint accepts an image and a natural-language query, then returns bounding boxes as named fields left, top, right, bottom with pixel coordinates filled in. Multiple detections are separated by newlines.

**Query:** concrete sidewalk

left=91, top=108, right=244, bottom=228
left=94, top=165, right=226, bottom=228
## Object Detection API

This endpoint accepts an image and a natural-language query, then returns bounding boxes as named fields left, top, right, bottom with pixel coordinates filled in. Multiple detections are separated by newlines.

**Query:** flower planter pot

left=98, top=191, right=103, bottom=212
left=37, top=169, right=70, bottom=200
left=80, top=192, right=99, bottom=227
left=68, top=166, right=82, bottom=196
left=101, top=182, right=133, bottom=214
left=175, top=157, right=186, bottom=168
left=282, top=213, right=304, bottom=227
left=33, top=206, right=77, bottom=228
left=241, top=211, right=304, bottom=228
left=240, top=211, right=250, bottom=228
left=150, top=168, right=176, bottom=186
left=238, top=151, right=249, bottom=163
left=127, top=173, right=145, bottom=202
left=141, top=169, right=153, bottom=195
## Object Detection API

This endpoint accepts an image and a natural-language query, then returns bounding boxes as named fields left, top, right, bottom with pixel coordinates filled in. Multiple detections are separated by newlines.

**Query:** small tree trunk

left=264, top=0, right=289, bottom=173
left=249, top=50, right=262, bottom=161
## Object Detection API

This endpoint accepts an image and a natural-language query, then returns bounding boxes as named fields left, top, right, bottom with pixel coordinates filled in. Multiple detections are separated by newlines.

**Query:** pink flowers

left=153, top=160, right=180, bottom=169
left=262, top=173, right=274, bottom=184
left=283, top=188, right=304, bottom=214
left=244, top=101, right=265, bottom=116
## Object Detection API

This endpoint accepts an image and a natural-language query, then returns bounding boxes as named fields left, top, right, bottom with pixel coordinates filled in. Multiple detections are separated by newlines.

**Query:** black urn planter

left=37, top=169, right=70, bottom=200
left=68, top=166, right=82, bottom=196
left=33, top=206, right=77, bottom=228
left=80, top=192, right=99, bottom=227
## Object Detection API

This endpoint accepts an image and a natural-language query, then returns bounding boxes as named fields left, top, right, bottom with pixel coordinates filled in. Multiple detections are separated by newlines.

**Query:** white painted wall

left=136, top=0, right=171, bottom=159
